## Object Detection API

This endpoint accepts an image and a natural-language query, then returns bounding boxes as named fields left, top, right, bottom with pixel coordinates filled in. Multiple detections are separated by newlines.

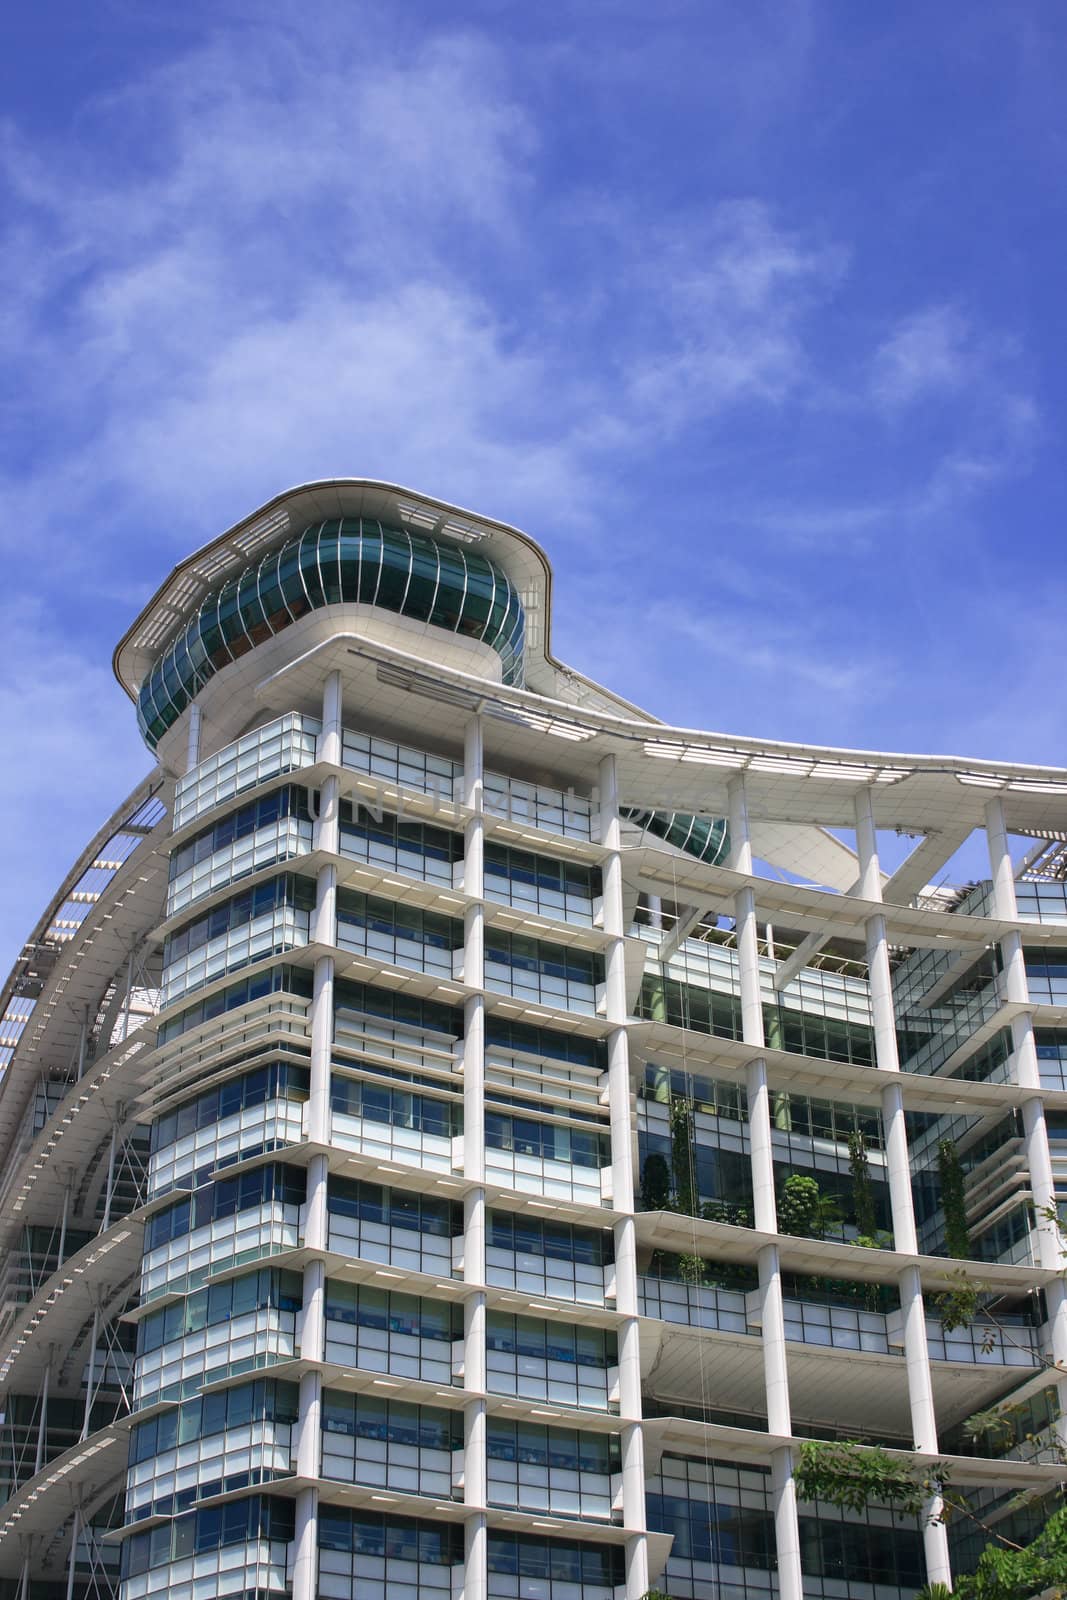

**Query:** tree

left=776, top=1172, right=840, bottom=1239
left=947, top=1504, right=1067, bottom=1600
left=914, top=1507, right=1067, bottom=1600
left=794, top=1432, right=1067, bottom=1599
left=777, top=1173, right=822, bottom=1237
left=933, top=1268, right=981, bottom=1335
left=794, top=1438, right=942, bottom=1517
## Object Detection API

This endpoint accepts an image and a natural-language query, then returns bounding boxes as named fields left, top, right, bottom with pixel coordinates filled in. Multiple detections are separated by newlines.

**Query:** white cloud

left=733, top=307, right=1041, bottom=548
left=0, top=2, right=1053, bottom=975
left=551, top=574, right=893, bottom=747
left=621, top=201, right=847, bottom=423
left=0, top=27, right=856, bottom=579
left=871, top=305, right=973, bottom=408
left=645, top=596, right=885, bottom=701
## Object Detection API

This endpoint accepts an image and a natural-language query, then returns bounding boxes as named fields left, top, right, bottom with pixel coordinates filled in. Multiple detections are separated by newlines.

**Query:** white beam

left=657, top=904, right=705, bottom=963
left=882, top=824, right=974, bottom=905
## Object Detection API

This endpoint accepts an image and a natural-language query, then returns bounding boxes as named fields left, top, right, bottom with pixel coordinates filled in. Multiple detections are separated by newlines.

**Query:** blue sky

left=2, top=0, right=1066, bottom=966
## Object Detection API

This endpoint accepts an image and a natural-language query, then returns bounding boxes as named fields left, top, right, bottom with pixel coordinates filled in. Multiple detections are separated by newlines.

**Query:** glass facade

left=8, top=484, right=1066, bottom=1600
left=137, top=519, right=526, bottom=747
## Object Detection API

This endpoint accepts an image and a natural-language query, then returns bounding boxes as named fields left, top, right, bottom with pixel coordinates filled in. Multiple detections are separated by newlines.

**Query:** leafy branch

left=792, top=1441, right=1036, bottom=1554
left=794, top=1439, right=947, bottom=1520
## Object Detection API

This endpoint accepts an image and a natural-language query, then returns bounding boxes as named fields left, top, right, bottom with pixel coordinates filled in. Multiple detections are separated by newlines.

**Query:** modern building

left=0, top=478, right=1063, bottom=1600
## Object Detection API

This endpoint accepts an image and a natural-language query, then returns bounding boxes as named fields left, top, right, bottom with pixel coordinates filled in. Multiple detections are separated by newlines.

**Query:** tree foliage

left=777, top=1173, right=840, bottom=1239
left=793, top=1439, right=944, bottom=1518
left=934, top=1268, right=982, bottom=1334
left=946, top=1504, right=1067, bottom=1600
left=797, top=1438, right=1067, bottom=1600
left=777, top=1173, right=822, bottom=1237
left=700, top=1196, right=752, bottom=1229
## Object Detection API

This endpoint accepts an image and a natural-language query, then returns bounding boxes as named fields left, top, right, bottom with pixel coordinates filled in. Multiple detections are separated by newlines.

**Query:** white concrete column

left=297, top=1365, right=322, bottom=1479
left=292, top=1488, right=318, bottom=1600
left=319, top=670, right=343, bottom=772
left=308, top=672, right=341, bottom=1148
left=985, top=797, right=1067, bottom=1441
left=293, top=1243, right=325, bottom=1600
left=599, top=754, right=648, bottom=1600
left=292, top=671, right=343, bottom=1600
left=465, top=1514, right=488, bottom=1600
left=461, top=716, right=489, bottom=1600
left=899, top=1262, right=940, bottom=1448
left=305, top=1154, right=329, bottom=1258
left=307, top=954, right=334, bottom=1149
left=757, top=1247, right=791, bottom=1438
left=854, top=787, right=951, bottom=1586
left=462, top=715, right=487, bottom=1189
left=185, top=701, right=202, bottom=776
left=727, top=774, right=804, bottom=1600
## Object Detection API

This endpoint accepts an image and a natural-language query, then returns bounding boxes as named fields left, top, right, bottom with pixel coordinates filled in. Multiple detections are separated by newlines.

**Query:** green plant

left=949, top=1504, right=1067, bottom=1600
left=677, top=1253, right=707, bottom=1285
left=852, top=1232, right=893, bottom=1250
left=938, top=1137, right=972, bottom=1260
left=794, top=1436, right=1067, bottom=1589
left=845, top=1238, right=894, bottom=1310
left=777, top=1173, right=821, bottom=1237
left=848, top=1131, right=878, bottom=1242
left=701, top=1197, right=751, bottom=1228
left=793, top=1438, right=945, bottom=1518
left=641, top=1152, right=671, bottom=1212
left=934, top=1268, right=982, bottom=1333
left=669, top=1096, right=699, bottom=1216
left=777, top=1172, right=841, bottom=1239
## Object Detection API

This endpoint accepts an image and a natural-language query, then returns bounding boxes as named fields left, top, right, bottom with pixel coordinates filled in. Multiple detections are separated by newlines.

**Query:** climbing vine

left=669, top=1095, right=699, bottom=1216
left=938, top=1137, right=972, bottom=1259
left=640, top=1151, right=671, bottom=1212
left=848, top=1130, right=878, bottom=1242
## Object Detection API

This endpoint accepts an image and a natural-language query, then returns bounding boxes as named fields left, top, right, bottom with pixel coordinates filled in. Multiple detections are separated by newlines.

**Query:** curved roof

left=115, top=480, right=560, bottom=705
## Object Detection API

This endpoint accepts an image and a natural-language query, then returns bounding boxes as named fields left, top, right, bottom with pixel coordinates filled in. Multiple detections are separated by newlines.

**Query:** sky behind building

left=2, top=0, right=1065, bottom=966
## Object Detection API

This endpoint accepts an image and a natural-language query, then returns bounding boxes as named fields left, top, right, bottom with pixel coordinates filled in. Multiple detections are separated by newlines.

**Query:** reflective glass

left=137, top=517, right=526, bottom=747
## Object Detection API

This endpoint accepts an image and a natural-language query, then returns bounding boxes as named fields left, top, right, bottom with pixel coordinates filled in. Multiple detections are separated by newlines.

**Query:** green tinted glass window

left=137, top=518, right=525, bottom=749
